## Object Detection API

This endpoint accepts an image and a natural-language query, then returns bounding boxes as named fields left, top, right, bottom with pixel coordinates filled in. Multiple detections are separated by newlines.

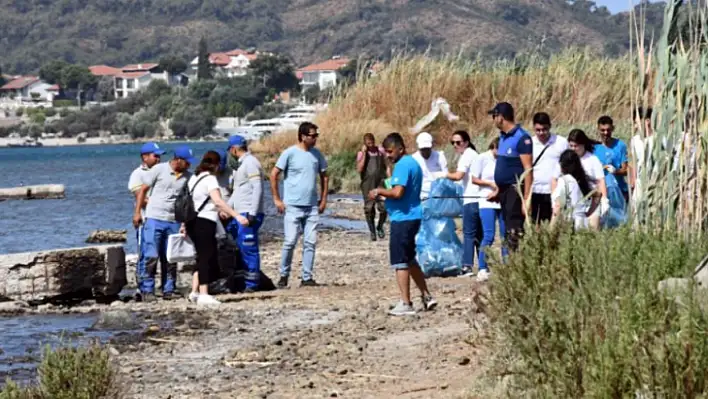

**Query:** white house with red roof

left=112, top=63, right=186, bottom=99
left=0, top=76, right=57, bottom=101
left=296, top=56, right=350, bottom=90
left=190, top=48, right=265, bottom=78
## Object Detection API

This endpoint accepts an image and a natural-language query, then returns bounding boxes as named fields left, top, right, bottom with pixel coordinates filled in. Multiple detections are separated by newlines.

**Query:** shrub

left=53, top=99, right=74, bottom=108
left=15, top=107, right=24, bottom=117
left=490, top=224, right=708, bottom=397
left=247, top=102, right=292, bottom=121
left=58, top=108, right=72, bottom=117
left=0, top=345, right=120, bottom=399
left=326, top=151, right=359, bottom=193
left=43, top=108, right=56, bottom=117
left=30, top=113, right=46, bottom=125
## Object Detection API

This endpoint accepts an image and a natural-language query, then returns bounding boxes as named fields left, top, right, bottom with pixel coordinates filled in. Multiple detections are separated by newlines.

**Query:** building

left=0, top=76, right=57, bottom=101
left=296, top=56, right=350, bottom=90
left=189, top=48, right=263, bottom=78
left=113, top=63, right=187, bottom=99
left=89, top=65, right=122, bottom=77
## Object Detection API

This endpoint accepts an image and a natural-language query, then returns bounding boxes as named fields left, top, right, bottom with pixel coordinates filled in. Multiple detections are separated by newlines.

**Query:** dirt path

left=104, top=229, right=491, bottom=399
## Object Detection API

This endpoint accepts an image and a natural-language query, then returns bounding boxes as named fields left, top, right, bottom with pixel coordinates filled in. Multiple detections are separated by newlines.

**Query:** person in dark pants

left=530, top=112, right=568, bottom=224
left=356, top=133, right=390, bottom=241
left=489, top=102, right=534, bottom=252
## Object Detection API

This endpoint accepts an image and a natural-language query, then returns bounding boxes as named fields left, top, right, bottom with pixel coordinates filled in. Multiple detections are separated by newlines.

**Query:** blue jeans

left=280, top=205, right=319, bottom=281
left=141, top=218, right=181, bottom=294
left=227, top=213, right=265, bottom=290
left=479, top=208, right=509, bottom=271
left=462, top=203, right=483, bottom=268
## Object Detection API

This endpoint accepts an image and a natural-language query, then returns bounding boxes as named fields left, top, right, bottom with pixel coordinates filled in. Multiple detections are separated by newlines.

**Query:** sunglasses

left=450, top=140, right=464, bottom=146
left=306, top=133, right=319, bottom=138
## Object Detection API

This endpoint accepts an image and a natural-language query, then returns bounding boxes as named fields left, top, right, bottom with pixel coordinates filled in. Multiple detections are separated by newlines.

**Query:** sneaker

left=377, top=227, right=385, bottom=239
left=422, top=295, right=438, bottom=311
left=244, top=287, right=257, bottom=294
left=162, top=292, right=178, bottom=301
left=388, top=301, right=416, bottom=316
left=477, top=269, right=490, bottom=282
left=277, top=276, right=289, bottom=289
left=187, top=292, right=199, bottom=303
left=196, top=294, right=221, bottom=306
left=460, top=267, right=475, bottom=277
left=140, top=293, right=157, bottom=303
left=300, top=279, right=320, bottom=287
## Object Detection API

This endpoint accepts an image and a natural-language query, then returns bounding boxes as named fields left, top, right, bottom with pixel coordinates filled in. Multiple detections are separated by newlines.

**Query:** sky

left=594, top=0, right=661, bottom=13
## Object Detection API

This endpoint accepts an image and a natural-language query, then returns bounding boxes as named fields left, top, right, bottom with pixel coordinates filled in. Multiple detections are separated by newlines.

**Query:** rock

left=37, top=303, right=54, bottom=312
left=92, top=310, right=140, bottom=330
left=86, top=229, right=127, bottom=244
left=457, top=356, right=471, bottom=366
left=0, top=184, right=65, bottom=200
left=108, top=346, right=120, bottom=356
left=0, top=300, right=29, bottom=314
left=0, top=245, right=127, bottom=303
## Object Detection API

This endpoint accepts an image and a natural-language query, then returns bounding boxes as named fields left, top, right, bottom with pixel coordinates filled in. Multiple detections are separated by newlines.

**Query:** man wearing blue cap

left=133, top=144, right=195, bottom=301
left=128, top=142, right=165, bottom=299
left=489, top=102, right=533, bottom=255
left=226, top=135, right=265, bottom=292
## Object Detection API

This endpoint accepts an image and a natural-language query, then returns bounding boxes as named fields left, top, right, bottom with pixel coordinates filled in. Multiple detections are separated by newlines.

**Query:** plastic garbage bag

left=209, top=236, right=245, bottom=294
left=416, top=217, right=463, bottom=277
left=410, top=98, right=459, bottom=134
left=166, top=234, right=196, bottom=263
left=602, top=174, right=628, bottom=228
left=423, top=179, right=463, bottom=219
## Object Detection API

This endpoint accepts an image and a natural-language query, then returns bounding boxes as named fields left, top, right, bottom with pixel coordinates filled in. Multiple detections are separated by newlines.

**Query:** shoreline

left=0, top=136, right=225, bottom=148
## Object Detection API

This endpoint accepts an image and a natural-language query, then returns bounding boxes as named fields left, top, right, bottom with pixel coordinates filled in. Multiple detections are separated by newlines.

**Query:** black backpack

left=174, top=175, right=211, bottom=223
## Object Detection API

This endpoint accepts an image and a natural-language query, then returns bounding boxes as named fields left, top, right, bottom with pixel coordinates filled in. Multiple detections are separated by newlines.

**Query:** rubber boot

left=376, top=210, right=387, bottom=239
left=366, top=212, right=377, bottom=241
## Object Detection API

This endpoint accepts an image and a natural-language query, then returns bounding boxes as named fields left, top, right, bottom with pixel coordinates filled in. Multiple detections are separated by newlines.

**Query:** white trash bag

left=410, top=98, right=459, bottom=134
left=166, top=233, right=196, bottom=263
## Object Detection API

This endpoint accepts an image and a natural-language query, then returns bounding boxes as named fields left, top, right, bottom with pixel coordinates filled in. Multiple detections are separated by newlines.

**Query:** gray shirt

left=229, top=153, right=264, bottom=215
left=275, top=145, right=327, bottom=207
left=143, top=162, right=191, bottom=222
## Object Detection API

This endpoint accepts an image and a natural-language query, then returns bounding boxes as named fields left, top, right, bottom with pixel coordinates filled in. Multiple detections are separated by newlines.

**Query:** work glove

left=604, top=164, right=616, bottom=174
left=600, top=197, right=610, bottom=217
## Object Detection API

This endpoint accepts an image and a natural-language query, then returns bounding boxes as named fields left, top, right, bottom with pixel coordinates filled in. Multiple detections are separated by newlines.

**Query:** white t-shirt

left=455, top=147, right=480, bottom=204
left=554, top=152, right=604, bottom=189
left=187, top=172, right=220, bottom=222
left=532, top=134, right=569, bottom=194
left=552, top=174, right=588, bottom=229
left=412, top=150, right=448, bottom=199
left=471, top=151, right=500, bottom=209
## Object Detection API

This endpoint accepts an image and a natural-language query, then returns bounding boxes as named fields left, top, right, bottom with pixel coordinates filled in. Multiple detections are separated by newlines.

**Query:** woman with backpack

left=551, top=149, right=594, bottom=229
left=184, top=150, right=243, bottom=306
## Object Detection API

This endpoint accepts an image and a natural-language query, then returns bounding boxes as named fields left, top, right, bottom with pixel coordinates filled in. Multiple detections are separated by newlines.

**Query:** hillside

left=0, top=0, right=666, bottom=74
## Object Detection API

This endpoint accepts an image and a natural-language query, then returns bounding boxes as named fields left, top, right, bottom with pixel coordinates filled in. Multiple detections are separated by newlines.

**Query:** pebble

left=457, top=356, right=471, bottom=366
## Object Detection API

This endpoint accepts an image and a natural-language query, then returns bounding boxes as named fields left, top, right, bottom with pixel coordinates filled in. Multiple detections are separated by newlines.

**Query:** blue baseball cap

left=173, top=145, right=197, bottom=165
left=487, top=102, right=515, bottom=121
left=227, top=135, right=247, bottom=149
left=215, top=149, right=227, bottom=171
left=140, top=142, right=166, bottom=155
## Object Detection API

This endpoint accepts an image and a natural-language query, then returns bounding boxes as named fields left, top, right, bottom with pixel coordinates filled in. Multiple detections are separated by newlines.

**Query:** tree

left=248, top=54, right=299, bottom=92
left=169, top=99, right=214, bottom=138
left=197, top=37, right=212, bottom=80
left=39, top=60, right=70, bottom=84
left=187, top=79, right=217, bottom=101
left=0, top=66, right=6, bottom=87
left=158, top=55, right=188, bottom=75
left=143, top=79, right=172, bottom=103
left=95, top=76, right=115, bottom=102
left=60, top=65, right=97, bottom=90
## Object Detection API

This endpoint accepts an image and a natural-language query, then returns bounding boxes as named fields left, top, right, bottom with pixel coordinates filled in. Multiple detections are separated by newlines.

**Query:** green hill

left=0, top=0, right=666, bottom=74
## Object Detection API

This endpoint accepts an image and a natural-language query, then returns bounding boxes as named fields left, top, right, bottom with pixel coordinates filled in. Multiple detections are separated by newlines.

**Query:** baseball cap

left=416, top=132, right=434, bottom=149
left=487, top=102, right=515, bottom=121
left=140, top=142, right=166, bottom=155
left=174, top=145, right=196, bottom=165
left=227, top=135, right=247, bottom=149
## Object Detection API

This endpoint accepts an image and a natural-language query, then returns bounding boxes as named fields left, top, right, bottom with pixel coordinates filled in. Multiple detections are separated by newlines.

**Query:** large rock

left=86, top=229, right=127, bottom=244
left=0, top=245, right=127, bottom=303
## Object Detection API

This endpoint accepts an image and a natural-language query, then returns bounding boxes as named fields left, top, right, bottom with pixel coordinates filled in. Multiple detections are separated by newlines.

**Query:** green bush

left=44, top=108, right=56, bottom=117
left=15, top=107, right=24, bottom=117
left=327, top=151, right=359, bottom=193
left=490, top=224, right=708, bottom=397
left=30, top=113, right=46, bottom=125
left=0, top=345, right=119, bottom=399
left=53, top=99, right=74, bottom=108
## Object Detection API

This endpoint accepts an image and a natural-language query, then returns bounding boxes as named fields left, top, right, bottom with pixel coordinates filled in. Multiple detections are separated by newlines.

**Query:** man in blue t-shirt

left=595, top=115, right=629, bottom=203
left=489, top=102, right=533, bottom=253
left=368, top=132, right=437, bottom=317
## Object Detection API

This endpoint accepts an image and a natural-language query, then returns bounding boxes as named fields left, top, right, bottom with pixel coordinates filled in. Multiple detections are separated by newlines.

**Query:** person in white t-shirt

left=469, top=137, right=508, bottom=282
left=412, top=132, right=448, bottom=200
left=629, top=107, right=662, bottom=206
left=445, top=130, right=482, bottom=276
left=554, top=129, right=607, bottom=230
left=185, top=150, right=242, bottom=306
left=552, top=150, right=593, bottom=229
left=530, top=112, right=569, bottom=224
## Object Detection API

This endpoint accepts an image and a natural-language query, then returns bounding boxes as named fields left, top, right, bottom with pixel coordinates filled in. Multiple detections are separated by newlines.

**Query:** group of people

left=128, top=122, right=329, bottom=306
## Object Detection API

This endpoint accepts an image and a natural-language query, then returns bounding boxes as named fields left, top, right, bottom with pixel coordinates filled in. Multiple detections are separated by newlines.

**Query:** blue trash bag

left=423, top=179, right=463, bottom=219
left=415, top=217, right=463, bottom=277
left=602, top=174, right=628, bottom=228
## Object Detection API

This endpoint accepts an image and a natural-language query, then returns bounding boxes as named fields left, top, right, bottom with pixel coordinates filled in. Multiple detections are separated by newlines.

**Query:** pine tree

left=197, top=37, right=211, bottom=80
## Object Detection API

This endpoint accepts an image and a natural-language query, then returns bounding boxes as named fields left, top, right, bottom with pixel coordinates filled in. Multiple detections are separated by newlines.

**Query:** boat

left=7, top=138, right=43, bottom=148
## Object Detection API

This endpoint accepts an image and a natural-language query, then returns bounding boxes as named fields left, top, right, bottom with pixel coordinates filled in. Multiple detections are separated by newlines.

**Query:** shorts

left=389, top=220, right=421, bottom=270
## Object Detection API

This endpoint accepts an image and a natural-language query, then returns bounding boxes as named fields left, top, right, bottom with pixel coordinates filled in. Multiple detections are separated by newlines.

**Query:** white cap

left=416, top=132, right=433, bottom=149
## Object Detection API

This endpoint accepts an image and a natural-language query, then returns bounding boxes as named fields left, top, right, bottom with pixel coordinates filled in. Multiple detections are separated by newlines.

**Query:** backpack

left=174, top=174, right=211, bottom=223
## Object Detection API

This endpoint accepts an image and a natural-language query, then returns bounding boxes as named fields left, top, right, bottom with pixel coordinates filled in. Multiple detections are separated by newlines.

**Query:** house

left=296, top=56, right=350, bottom=90
left=0, top=76, right=57, bottom=101
left=189, top=48, right=264, bottom=78
left=113, top=63, right=187, bottom=99
left=89, top=65, right=122, bottom=77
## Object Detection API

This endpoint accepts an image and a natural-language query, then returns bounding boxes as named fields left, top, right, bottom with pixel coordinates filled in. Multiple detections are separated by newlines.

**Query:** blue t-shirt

left=275, top=145, right=328, bottom=207
left=594, top=138, right=628, bottom=193
left=385, top=155, right=423, bottom=222
left=494, top=125, right=533, bottom=186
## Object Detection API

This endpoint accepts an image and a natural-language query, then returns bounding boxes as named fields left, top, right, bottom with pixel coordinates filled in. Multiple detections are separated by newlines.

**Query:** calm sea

left=0, top=143, right=363, bottom=255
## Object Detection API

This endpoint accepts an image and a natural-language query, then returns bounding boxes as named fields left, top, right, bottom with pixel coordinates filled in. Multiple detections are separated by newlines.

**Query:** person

left=551, top=150, right=593, bottom=229
left=470, top=137, right=507, bottom=282
left=629, top=107, right=660, bottom=205
left=368, top=132, right=437, bottom=316
left=185, top=151, right=243, bottom=306
left=226, top=135, right=266, bottom=292
left=127, top=142, right=165, bottom=300
left=530, top=112, right=568, bottom=224
left=132, top=145, right=196, bottom=302
left=356, top=133, right=390, bottom=241
left=271, top=122, right=329, bottom=289
left=489, top=102, right=533, bottom=252
left=445, top=130, right=482, bottom=276
left=555, top=129, right=607, bottom=230
left=595, top=115, right=629, bottom=203
left=411, top=132, right=448, bottom=200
